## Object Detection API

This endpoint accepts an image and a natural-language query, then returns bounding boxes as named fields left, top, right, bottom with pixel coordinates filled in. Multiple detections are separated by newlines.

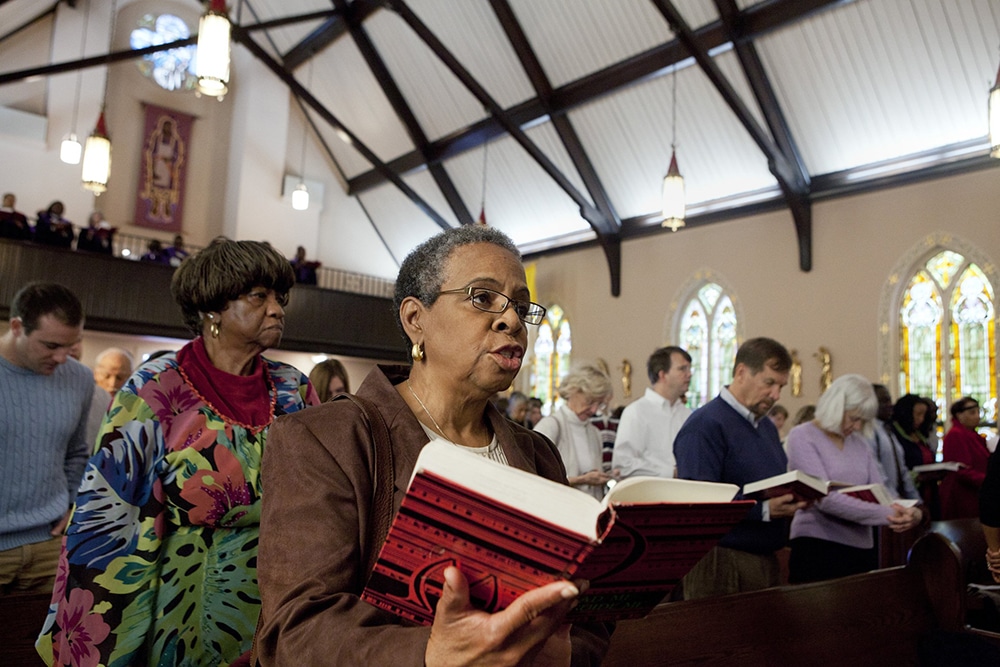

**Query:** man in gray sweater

left=0, top=282, right=93, bottom=594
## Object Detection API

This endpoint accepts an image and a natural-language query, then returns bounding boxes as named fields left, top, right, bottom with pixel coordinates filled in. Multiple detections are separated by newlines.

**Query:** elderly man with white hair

left=93, top=347, right=133, bottom=398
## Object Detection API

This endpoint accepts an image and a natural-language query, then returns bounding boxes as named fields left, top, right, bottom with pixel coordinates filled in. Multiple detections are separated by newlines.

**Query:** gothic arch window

left=675, top=279, right=740, bottom=409
left=530, top=304, right=571, bottom=415
left=896, top=249, right=997, bottom=424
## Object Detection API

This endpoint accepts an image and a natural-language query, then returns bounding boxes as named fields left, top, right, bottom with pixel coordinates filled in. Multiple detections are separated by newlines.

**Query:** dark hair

left=393, top=226, right=521, bottom=346
left=891, top=393, right=926, bottom=434
left=793, top=404, right=816, bottom=426
left=170, top=238, right=295, bottom=335
left=918, top=397, right=937, bottom=438
left=10, top=282, right=84, bottom=334
left=646, top=346, right=692, bottom=384
left=733, top=337, right=792, bottom=375
left=768, top=404, right=789, bottom=419
left=949, top=396, right=979, bottom=419
left=309, top=358, right=350, bottom=402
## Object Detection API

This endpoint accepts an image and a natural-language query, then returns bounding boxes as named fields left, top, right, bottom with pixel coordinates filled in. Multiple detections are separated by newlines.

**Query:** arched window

left=881, top=238, right=999, bottom=435
left=896, top=249, right=997, bottom=423
left=530, top=304, right=571, bottom=415
left=675, top=279, right=740, bottom=408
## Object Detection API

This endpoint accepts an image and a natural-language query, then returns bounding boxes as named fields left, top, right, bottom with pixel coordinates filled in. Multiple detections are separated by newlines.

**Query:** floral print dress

left=36, top=350, right=317, bottom=667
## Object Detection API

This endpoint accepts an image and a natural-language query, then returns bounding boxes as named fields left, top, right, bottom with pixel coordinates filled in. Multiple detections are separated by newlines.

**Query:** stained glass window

left=899, top=251, right=997, bottom=424
left=530, top=305, right=571, bottom=415
left=131, top=14, right=198, bottom=92
left=679, top=282, right=739, bottom=408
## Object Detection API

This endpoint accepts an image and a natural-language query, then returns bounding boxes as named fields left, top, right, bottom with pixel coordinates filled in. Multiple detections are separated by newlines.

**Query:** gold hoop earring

left=411, top=342, right=424, bottom=363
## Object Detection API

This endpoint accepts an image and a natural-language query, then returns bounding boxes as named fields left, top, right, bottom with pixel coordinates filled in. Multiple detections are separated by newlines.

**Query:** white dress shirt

left=612, top=387, right=691, bottom=479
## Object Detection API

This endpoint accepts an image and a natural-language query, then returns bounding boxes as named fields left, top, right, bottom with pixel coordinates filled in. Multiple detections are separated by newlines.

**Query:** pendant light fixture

left=990, top=50, right=1000, bottom=158
left=61, top=0, right=91, bottom=165
left=291, top=59, right=312, bottom=211
left=196, top=0, right=231, bottom=100
left=661, top=67, right=685, bottom=231
left=81, top=0, right=116, bottom=194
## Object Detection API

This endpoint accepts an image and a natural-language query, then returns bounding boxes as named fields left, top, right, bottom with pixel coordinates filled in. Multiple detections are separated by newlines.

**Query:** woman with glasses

left=534, top=363, right=615, bottom=499
left=37, top=239, right=318, bottom=666
left=940, top=397, right=990, bottom=519
left=786, top=374, right=923, bottom=584
left=256, top=226, right=611, bottom=666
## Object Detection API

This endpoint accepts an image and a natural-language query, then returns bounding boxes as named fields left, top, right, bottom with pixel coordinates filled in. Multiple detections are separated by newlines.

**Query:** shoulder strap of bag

left=249, top=393, right=394, bottom=666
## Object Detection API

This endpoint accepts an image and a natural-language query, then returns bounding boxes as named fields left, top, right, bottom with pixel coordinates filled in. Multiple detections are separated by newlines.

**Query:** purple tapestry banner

left=134, top=104, right=193, bottom=232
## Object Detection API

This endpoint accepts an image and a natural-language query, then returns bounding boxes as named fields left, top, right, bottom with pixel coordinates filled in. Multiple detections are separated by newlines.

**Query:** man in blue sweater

left=0, top=282, right=93, bottom=594
left=674, top=337, right=805, bottom=599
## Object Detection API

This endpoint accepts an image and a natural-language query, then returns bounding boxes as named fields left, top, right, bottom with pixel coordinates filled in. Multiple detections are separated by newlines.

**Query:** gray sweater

left=0, top=356, right=94, bottom=551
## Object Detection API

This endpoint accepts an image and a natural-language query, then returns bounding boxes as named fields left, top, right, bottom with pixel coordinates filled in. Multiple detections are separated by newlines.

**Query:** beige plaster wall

left=526, top=167, right=1000, bottom=419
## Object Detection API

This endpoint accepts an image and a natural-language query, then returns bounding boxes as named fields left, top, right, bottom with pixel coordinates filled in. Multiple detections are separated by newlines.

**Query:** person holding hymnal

left=786, top=374, right=923, bottom=584
left=255, top=226, right=611, bottom=666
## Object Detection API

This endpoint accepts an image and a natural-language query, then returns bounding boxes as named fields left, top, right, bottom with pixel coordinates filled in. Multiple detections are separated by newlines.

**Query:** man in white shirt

left=612, top=346, right=692, bottom=479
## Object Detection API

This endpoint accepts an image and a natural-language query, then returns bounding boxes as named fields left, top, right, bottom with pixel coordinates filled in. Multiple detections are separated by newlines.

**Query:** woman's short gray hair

left=814, top=373, right=878, bottom=437
left=556, top=362, right=613, bottom=401
left=393, top=226, right=521, bottom=346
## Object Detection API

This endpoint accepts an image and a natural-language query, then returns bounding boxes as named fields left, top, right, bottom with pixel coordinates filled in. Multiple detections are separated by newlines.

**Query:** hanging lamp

left=61, top=0, right=91, bottom=164
left=291, top=60, right=312, bottom=210
left=81, top=109, right=111, bottom=194
left=661, top=67, right=685, bottom=231
left=196, top=0, right=231, bottom=100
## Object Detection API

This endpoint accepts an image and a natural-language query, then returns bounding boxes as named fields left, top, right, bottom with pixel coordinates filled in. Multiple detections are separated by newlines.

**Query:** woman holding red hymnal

left=255, top=226, right=611, bottom=666
left=786, top=374, right=923, bottom=584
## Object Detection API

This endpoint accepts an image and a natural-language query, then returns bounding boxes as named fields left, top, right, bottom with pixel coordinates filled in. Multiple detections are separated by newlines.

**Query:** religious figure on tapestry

left=135, top=104, right=192, bottom=232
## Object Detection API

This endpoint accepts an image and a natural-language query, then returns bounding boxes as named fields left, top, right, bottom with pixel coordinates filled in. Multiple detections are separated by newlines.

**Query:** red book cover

left=361, top=442, right=754, bottom=624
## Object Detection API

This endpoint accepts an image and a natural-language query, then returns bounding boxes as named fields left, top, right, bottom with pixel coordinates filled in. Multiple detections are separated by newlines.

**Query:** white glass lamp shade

left=82, top=112, right=111, bottom=194
left=60, top=134, right=82, bottom=165
left=990, top=66, right=1000, bottom=158
left=196, top=9, right=231, bottom=100
left=661, top=149, right=685, bottom=232
left=291, top=182, right=309, bottom=211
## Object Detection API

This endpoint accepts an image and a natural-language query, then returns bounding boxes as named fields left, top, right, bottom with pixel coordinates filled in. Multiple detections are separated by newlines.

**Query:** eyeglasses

left=437, top=286, right=546, bottom=325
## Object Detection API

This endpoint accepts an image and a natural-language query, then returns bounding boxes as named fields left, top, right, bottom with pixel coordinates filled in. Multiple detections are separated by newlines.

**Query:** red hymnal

left=361, top=441, right=753, bottom=624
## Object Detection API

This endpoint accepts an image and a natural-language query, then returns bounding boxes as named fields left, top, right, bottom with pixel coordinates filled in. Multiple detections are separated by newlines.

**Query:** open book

left=837, top=483, right=919, bottom=507
left=742, top=470, right=843, bottom=502
left=911, top=461, right=964, bottom=473
left=361, top=441, right=754, bottom=624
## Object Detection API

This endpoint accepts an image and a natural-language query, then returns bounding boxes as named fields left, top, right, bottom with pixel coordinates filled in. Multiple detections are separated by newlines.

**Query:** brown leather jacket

left=256, top=364, right=611, bottom=665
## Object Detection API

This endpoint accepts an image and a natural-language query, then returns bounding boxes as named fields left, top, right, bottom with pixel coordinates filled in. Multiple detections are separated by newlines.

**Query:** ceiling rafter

left=282, top=0, right=382, bottom=71
left=347, top=0, right=844, bottom=195
left=651, top=0, right=813, bottom=271
left=334, top=0, right=472, bottom=226
left=383, top=0, right=608, bottom=237
left=713, top=0, right=812, bottom=272
left=489, top=0, right=622, bottom=296
left=232, top=24, right=453, bottom=231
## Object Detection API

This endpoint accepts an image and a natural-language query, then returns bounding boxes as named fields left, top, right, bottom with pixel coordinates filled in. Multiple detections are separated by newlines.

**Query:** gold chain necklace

left=406, top=379, right=449, bottom=439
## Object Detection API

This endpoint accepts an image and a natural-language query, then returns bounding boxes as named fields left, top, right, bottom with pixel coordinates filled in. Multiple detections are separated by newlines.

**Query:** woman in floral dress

left=37, top=238, right=319, bottom=666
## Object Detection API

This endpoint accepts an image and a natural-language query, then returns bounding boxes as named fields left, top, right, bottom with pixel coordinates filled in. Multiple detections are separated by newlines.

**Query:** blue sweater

left=0, top=356, right=94, bottom=551
left=674, top=396, right=789, bottom=554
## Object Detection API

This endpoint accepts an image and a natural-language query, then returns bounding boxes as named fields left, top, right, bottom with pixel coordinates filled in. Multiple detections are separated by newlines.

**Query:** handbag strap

left=249, top=393, right=395, bottom=666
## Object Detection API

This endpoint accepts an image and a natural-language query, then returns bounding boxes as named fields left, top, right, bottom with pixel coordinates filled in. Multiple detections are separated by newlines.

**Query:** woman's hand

left=887, top=504, right=922, bottom=533
left=425, top=566, right=577, bottom=667
left=571, top=470, right=612, bottom=487
left=986, top=548, right=1000, bottom=583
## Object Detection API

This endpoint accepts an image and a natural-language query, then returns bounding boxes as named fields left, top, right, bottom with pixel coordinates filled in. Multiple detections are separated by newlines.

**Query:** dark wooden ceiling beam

left=348, top=0, right=843, bottom=195
left=283, top=0, right=382, bottom=71
left=384, top=0, right=605, bottom=229
left=714, top=0, right=812, bottom=271
left=338, top=0, right=473, bottom=225
left=489, top=0, right=622, bottom=295
left=233, top=25, right=453, bottom=231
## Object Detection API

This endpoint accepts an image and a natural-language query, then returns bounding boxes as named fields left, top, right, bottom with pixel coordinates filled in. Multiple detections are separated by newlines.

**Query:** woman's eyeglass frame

left=437, top=286, right=546, bottom=325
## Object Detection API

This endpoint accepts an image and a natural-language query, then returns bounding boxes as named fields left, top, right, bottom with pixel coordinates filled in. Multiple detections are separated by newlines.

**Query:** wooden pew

left=603, top=531, right=1000, bottom=666
left=0, top=591, right=51, bottom=666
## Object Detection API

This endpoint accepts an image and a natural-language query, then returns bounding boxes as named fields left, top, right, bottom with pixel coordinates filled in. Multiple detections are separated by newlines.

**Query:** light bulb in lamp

left=291, top=182, right=309, bottom=211
left=60, top=134, right=82, bottom=164
left=82, top=111, right=111, bottom=195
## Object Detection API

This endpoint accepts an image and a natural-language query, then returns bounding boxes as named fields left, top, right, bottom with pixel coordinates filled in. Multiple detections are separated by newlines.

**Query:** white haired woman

left=786, top=374, right=923, bottom=584
left=534, top=363, right=614, bottom=499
